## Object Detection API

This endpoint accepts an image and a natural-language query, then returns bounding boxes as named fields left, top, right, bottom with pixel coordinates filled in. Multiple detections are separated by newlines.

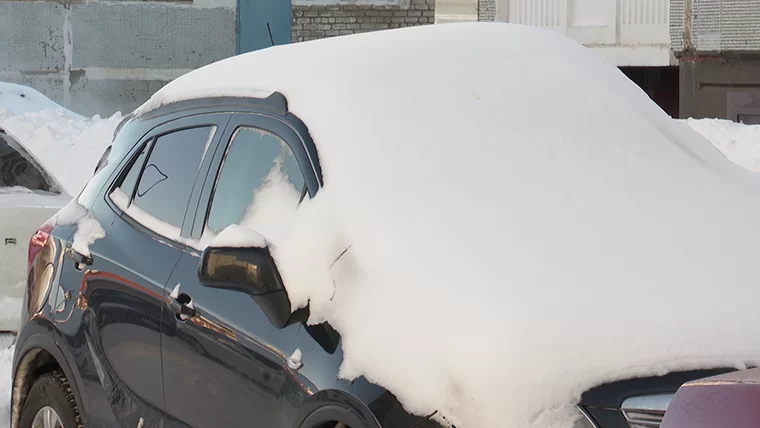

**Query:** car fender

left=295, top=389, right=381, bottom=428
left=12, top=328, right=87, bottom=428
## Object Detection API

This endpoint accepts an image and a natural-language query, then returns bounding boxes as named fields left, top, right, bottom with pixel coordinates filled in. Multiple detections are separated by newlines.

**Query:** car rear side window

left=112, top=126, right=215, bottom=232
left=118, top=142, right=150, bottom=201
left=0, top=131, right=58, bottom=194
left=206, top=127, right=306, bottom=242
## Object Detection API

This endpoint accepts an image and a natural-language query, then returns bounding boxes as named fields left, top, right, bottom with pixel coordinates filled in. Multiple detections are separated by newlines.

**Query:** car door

left=161, top=113, right=318, bottom=428
left=51, top=114, right=229, bottom=427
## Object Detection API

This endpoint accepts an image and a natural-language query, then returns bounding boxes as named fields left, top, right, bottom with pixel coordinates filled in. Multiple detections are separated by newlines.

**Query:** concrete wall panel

left=70, top=78, right=169, bottom=117
left=0, top=2, right=64, bottom=72
left=0, top=73, right=65, bottom=108
left=71, top=3, right=236, bottom=69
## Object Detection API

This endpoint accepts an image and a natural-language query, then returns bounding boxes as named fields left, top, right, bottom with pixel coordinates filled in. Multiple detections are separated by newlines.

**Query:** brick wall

left=292, top=0, right=436, bottom=42
left=478, top=0, right=495, bottom=21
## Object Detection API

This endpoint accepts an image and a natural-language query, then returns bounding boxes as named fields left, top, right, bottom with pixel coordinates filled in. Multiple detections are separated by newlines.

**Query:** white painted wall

left=436, top=0, right=674, bottom=66
left=498, top=0, right=673, bottom=66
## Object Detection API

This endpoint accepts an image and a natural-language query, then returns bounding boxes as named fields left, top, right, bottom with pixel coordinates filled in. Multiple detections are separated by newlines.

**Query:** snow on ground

left=137, top=23, right=760, bottom=428
left=0, top=345, right=13, bottom=427
left=0, top=297, right=22, bottom=333
left=683, top=118, right=760, bottom=172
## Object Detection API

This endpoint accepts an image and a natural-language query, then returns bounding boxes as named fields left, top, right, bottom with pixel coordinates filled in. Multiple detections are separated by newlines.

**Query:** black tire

left=19, top=371, right=82, bottom=428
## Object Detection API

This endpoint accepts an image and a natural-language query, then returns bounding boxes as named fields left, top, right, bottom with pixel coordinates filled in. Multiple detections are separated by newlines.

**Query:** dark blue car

left=12, top=92, right=737, bottom=428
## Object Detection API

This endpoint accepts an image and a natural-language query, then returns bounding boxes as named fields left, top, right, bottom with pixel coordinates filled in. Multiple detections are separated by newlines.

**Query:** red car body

left=661, top=368, right=760, bottom=428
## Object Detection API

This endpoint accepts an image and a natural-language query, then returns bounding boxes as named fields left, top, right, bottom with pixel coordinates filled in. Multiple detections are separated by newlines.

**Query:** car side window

left=0, top=131, right=58, bottom=194
left=206, top=126, right=306, bottom=242
left=111, top=126, right=216, bottom=236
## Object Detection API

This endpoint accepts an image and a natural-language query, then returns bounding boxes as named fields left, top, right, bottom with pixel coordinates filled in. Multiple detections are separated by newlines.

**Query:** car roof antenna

left=267, top=22, right=275, bottom=47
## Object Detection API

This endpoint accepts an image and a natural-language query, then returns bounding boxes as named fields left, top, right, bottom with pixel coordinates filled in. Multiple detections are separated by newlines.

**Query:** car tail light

left=28, top=224, right=53, bottom=273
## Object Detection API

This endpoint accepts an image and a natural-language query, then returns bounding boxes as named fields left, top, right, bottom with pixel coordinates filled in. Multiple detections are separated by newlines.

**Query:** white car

left=0, top=127, right=68, bottom=330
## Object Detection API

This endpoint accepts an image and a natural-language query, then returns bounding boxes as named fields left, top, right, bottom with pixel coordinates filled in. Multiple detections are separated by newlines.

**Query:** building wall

left=488, top=0, right=672, bottom=66
left=0, top=0, right=236, bottom=117
left=691, top=0, right=760, bottom=51
left=679, top=55, right=760, bottom=120
left=671, top=0, right=760, bottom=54
left=291, top=0, right=435, bottom=42
left=1, top=0, right=434, bottom=117
left=670, top=0, right=686, bottom=52
left=478, top=0, right=495, bottom=22
left=671, top=0, right=760, bottom=119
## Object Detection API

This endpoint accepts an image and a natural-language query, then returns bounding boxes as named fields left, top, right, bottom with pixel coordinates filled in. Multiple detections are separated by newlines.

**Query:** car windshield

left=0, top=129, right=60, bottom=194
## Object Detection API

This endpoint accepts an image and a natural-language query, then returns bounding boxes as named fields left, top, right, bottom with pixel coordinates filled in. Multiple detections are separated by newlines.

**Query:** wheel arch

left=12, top=333, right=85, bottom=428
left=296, top=389, right=381, bottom=428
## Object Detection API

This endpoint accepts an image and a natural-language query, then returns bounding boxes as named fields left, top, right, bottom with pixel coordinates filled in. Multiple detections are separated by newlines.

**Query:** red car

left=661, top=368, right=760, bottom=428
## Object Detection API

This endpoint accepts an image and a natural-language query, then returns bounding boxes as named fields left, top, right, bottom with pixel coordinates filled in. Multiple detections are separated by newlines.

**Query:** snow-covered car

left=0, top=82, right=120, bottom=333
left=0, top=128, right=67, bottom=327
left=660, top=368, right=760, bottom=428
left=0, top=82, right=84, bottom=119
left=10, top=23, right=760, bottom=428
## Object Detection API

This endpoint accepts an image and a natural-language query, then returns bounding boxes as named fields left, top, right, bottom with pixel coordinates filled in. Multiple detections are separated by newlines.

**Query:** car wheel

left=19, top=371, right=82, bottom=428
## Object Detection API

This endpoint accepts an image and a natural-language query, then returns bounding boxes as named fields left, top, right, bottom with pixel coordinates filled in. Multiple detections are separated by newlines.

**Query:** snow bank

left=0, top=296, right=22, bottom=332
left=0, top=345, right=12, bottom=427
left=137, top=23, right=760, bottom=428
left=683, top=118, right=760, bottom=172
left=0, top=108, right=122, bottom=196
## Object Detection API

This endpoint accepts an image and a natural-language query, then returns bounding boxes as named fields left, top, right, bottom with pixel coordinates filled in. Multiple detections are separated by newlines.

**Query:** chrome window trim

left=576, top=405, right=599, bottom=428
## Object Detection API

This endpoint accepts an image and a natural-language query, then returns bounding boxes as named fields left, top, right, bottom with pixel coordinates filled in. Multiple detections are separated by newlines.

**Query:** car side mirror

left=198, top=246, right=306, bottom=328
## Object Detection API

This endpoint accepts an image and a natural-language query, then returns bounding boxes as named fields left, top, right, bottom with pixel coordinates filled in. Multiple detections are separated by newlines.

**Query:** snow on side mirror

left=198, top=246, right=297, bottom=328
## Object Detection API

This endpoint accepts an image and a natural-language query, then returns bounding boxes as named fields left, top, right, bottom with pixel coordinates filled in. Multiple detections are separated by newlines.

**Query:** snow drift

left=135, top=23, right=760, bottom=428
left=683, top=118, right=760, bottom=172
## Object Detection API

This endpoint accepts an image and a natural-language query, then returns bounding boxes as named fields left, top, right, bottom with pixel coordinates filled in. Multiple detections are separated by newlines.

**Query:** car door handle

left=67, top=247, right=93, bottom=270
left=168, top=283, right=195, bottom=321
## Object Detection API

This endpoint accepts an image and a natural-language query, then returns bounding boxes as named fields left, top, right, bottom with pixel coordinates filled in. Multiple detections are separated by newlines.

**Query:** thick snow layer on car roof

left=0, top=109, right=122, bottom=196
left=138, top=23, right=760, bottom=428
left=0, top=82, right=82, bottom=119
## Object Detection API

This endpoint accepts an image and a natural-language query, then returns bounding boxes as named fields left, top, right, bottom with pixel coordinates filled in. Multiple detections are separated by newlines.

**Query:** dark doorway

left=620, top=66, right=680, bottom=118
